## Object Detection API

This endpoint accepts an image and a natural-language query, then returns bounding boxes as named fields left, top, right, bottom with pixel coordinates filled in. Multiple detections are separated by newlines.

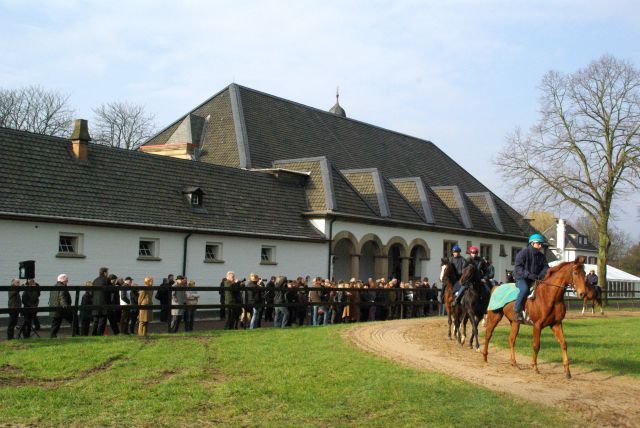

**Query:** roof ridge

left=0, top=126, right=69, bottom=142
left=234, top=84, right=439, bottom=147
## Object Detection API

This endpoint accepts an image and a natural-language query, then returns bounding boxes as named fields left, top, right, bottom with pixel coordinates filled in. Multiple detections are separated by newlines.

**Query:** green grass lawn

left=0, top=326, right=580, bottom=427
left=488, top=316, right=640, bottom=377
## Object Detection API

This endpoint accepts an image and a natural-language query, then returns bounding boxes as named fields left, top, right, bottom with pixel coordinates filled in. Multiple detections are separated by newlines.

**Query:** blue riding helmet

left=529, top=233, right=545, bottom=244
left=452, top=245, right=461, bottom=252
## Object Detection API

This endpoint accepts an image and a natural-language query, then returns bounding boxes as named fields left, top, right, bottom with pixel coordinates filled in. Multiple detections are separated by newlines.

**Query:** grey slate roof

left=0, top=127, right=325, bottom=241
left=145, top=84, right=531, bottom=238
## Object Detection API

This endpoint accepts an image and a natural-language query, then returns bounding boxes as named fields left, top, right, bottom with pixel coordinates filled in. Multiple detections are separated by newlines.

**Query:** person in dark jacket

left=105, top=275, right=121, bottom=335
left=453, top=246, right=489, bottom=306
left=156, top=274, right=174, bottom=326
left=450, top=245, right=466, bottom=281
left=586, top=269, right=599, bottom=288
left=119, top=277, right=133, bottom=334
left=223, top=271, right=241, bottom=330
left=20, top=278, right=40, bottom=338
left=128, top=282, right=139, bottom=334
left=514, top=234, right=549, bottom=322
left=246, top=273, right=263, bottom=329
left=49, top=274, right=75, bottom=338
left=7, top=278, right=22, bottom=340
left=91, top=267, right=109, bottom=336
left=79, top=280, right=94, bottom=336
left=263, top=277, right=276, bottom=323
left=273, top=276, right=288, bottom=328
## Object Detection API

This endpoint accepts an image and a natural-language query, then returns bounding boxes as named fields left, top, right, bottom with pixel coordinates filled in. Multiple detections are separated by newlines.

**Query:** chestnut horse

left=482, top=257, right=588, bottom=379
left=582, top=283, right=604, bottom=315
left=440, top=258, right=462, bottom=340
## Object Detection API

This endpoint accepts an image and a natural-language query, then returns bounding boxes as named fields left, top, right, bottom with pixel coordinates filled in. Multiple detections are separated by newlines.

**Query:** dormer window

left=182, top=186, right=205, bottom=209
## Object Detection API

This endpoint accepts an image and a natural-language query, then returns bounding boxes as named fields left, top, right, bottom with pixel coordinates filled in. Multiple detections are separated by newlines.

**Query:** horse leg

left=482, top=310, right=502, bottom=362
left=599, top=298, right=604, bottom=315
left=447, top=306, right=453, bottom=339
left=472, top=315, right=480, bottom=351
left=461, top=314, right=468, bottom=345
left=591, top=300, right=595, bottom=315
left=508, top=320, right=521, bottom=367
left=581, top=299, right=586, bottom=315
left=531, top=323, right=542, bottom=374
left=550, top=322, right=571, bottom=379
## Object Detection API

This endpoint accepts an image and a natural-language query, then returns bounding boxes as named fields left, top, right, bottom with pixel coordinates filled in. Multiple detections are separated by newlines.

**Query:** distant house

left=543, top=219, right=639, bottom=296
left=542, top=219, right=598, bottom=264
left=0, top=84, right=534, bottom=299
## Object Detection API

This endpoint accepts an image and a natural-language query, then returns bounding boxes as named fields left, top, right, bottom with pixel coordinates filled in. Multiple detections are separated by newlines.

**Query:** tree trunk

left=597, top=224, right=609, bottom=303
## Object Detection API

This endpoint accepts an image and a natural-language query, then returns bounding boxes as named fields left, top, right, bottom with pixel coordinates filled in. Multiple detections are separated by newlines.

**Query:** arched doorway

left=409, top=245, right=427, bottom=280
left=331, top=231, right=358, bottom=282
left=388, top=244, right=403, bottom=280
left=358, top=233, right=383, bottom=280
left=408, top=239, right=430, bottom=281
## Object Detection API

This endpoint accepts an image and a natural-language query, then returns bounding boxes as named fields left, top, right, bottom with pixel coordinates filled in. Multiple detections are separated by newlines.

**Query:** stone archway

left=383, top=236, right=409, bottom=282
left=358, top=233, right=384, bottom=280
left=408, top=238, right=430, bottom=280
left=331, top=231, right=359, bottom=282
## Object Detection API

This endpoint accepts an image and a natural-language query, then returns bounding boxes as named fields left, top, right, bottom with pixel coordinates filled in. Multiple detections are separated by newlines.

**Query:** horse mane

left=544, top=260, right=580, bottom=279
left=460, top=263, right=476, bottom=284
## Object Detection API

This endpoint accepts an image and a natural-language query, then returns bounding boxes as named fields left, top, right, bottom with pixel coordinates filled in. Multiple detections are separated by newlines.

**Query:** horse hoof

left=566, top=372, right=572, bottom=380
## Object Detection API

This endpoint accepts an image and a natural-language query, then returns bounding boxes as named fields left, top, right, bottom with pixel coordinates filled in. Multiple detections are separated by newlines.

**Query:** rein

left=535, top=269, right=580, bottom=292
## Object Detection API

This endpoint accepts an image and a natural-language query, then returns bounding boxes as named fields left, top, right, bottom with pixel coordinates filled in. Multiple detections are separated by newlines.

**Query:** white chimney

left=557, top=218, right=566, bottom=261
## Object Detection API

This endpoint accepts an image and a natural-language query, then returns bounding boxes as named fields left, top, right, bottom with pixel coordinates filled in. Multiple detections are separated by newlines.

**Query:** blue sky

left=1, top=0, right=639, bottom=239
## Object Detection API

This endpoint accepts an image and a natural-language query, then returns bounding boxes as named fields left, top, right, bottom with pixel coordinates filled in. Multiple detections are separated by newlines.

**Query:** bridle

left=535, top=269, right=583, bottom=294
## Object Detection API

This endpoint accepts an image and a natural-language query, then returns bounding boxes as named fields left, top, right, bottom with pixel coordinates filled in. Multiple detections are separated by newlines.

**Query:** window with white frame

left=57, top=233, right=85, bottom=257
left=204, top=242, right=223, bottom=262
left=138, top=238, right=160, bottom=260
left=260, top=245, right=276, bottom=264
left=480, top=244, right=492, bottom=261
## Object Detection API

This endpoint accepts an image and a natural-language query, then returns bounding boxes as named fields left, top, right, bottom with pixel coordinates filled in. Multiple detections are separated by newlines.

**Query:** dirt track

left=344, top=313, right=640, bottom=428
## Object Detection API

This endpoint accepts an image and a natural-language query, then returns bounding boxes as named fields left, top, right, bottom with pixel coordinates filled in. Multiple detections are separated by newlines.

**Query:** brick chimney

left=70, top=119, right=91, bottom=160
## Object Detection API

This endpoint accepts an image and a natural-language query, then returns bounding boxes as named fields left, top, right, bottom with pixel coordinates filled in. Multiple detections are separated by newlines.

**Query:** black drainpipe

left=326, top=217, right=336, bottom=280
left=182, top=232, right=193, bottom=277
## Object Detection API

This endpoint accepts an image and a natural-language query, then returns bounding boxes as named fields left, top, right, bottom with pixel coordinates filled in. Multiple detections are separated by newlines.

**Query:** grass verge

left=488, top=316, right=640, bottom=377
left=1, top=326, right=579, bottom=426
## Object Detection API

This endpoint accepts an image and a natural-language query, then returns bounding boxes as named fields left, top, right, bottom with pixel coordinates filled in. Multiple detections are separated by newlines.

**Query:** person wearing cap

left=450, top=245, right=466, bottom=281
left=49, top=274, right=75, bottom=338
left=513, top=233, right=549, bottom=322
left=453, top=246, right=489, bottom=306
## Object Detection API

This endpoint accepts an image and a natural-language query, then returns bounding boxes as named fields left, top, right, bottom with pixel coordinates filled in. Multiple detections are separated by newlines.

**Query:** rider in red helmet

left=452, top=246, right=489, bottom=306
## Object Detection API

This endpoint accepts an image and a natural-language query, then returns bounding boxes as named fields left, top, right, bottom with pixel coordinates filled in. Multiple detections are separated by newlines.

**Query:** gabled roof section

left=273, top=156, right=335, bottom=212
left=543, top=222, right=598, bottom=252
left=381, top=177, right=424, bottom=223
left=330, top=167, right=378, bottom=217
left=166, top=114, right=207, bottom=147
left=390, top=177, right=435, bottom=224
left=341, top=168, right=389, bottom=217
left=0, top=127, right=324, bottom=241
left=431, top=186, right=473, bottom=229
left=143, top=86, right=241, bottom=168
left=466, top=192, right=504, bottom=233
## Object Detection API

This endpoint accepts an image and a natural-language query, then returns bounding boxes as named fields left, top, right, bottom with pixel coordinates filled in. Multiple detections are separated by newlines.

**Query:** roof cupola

left=329, top=87, right=346, bottom=118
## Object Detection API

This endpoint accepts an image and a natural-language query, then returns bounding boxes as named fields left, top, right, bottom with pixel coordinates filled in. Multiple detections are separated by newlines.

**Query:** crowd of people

left=4, top=266, right=443, bottom=340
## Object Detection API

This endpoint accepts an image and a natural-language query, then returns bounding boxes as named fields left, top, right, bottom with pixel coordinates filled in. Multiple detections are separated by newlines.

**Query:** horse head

left=460, top=263, right=478, bottom=287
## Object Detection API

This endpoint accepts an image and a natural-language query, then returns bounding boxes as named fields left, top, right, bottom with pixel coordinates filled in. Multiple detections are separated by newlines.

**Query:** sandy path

left=344, top=314, right=640, bottom=427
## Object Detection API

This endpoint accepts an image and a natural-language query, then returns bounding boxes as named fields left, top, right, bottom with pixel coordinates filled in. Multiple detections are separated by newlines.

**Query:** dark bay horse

left=457, top=264, right=491, bottom=351
left=483, top=257, right=588, bottom=379
left=440, top=258, right=461, bottom=340
left=582, top=283, right=604, bottom=315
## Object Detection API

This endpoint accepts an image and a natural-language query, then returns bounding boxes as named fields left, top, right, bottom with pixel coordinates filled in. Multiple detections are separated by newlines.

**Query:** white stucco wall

left=0, top=219, right=328, bottom=310
left=331, top=220, right=526, bottom=283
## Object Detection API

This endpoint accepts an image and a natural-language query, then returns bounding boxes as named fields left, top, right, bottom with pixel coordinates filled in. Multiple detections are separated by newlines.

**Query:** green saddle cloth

left=487, top=283, right=519, bottom=311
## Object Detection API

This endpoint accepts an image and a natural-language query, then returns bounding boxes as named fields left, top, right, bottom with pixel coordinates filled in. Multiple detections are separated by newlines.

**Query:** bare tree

left=92, top=101, right=156, bottom=150
left=0, top=86, right=73, bottom=136
left=573, top=215, right=631, bottom=263
left=495, top=55, right=640, bottom=288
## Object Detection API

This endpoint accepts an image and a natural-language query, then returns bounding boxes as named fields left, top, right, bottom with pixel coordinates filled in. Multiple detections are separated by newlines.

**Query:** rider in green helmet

left=513, top=233, right=549, bottom=322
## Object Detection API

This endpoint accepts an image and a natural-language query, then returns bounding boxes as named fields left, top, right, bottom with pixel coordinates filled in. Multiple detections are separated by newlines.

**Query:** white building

left=1, top=84, right=534, bottom=307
